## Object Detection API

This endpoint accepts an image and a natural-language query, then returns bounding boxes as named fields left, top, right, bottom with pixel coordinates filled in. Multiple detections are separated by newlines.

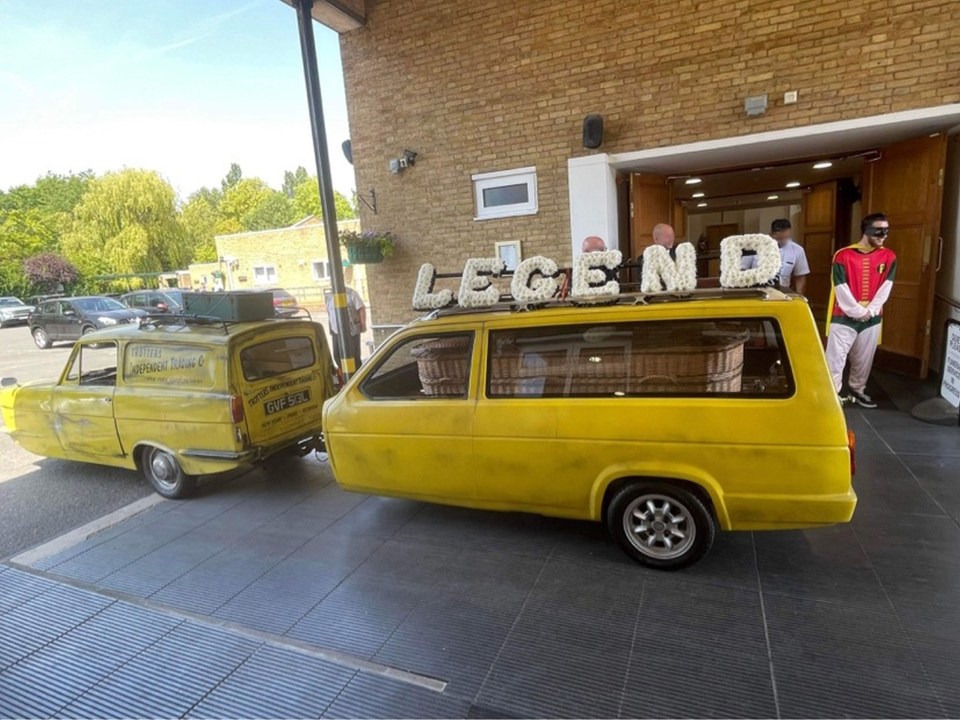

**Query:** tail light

left=273, top=298, right=281, bottom=306
left=230, top=395, right=245, bottom=424
left=847, top=430, right=856, bottom=475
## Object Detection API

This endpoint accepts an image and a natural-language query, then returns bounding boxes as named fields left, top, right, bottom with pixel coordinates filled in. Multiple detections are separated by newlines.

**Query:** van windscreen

left=240, top=336, right=315, bottom=381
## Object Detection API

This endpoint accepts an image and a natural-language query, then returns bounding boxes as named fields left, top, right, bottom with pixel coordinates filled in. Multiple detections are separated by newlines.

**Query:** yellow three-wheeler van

left=1, top=316, right=335, bottom=498
left=323, top=288, right=857, bottom=569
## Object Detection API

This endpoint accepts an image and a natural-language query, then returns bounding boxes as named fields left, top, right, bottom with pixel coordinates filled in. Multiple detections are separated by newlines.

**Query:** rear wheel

left=140, top=446, right=196, bottom=499
left=32, top=327, right=52, bottom=349
left=81, top=325, right=96, bottom=336
left=607, top=481, right=715, bottom=569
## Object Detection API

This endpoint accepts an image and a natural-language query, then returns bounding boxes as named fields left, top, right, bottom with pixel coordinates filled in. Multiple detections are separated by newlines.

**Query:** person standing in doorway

left=741, top=219, right=810, bottom=293
left=324, top=286, right=367, bottom=371
left=635, top=223, right=677, bottom=289
left=824, top=212, right=896, bottom=408
left=558, top=236, right=608, bottom=297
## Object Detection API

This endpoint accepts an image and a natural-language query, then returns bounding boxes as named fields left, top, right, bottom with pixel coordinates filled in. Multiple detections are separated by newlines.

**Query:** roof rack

left=423, top=287, right=789, bottom=320
left=139, top=313, right=232, bottom=334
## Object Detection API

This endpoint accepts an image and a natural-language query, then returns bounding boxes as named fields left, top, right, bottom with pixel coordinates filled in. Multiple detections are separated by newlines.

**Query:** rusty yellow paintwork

left=1, top=319, right=335, bottom=478
left=323, top=290, right=856, bottom=532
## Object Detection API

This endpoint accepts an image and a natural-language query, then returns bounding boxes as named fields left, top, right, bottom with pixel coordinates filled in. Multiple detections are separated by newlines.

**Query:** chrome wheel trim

left=622, top=493, right=696, bottom=560
left=146, top=448, right=180, bottom=493
left=33, top=329, right=47, bottom=347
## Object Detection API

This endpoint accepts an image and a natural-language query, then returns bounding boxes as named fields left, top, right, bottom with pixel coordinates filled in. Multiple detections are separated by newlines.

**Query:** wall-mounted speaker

left=582, top=114, right=604, bottom=149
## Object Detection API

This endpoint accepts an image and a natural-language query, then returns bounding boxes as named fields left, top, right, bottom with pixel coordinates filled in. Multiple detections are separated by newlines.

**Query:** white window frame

left=312, top=260, right=331, bottom=282
left=472, top=166, right=538, bottom=220
left=253, top=264, right=277, bottom=286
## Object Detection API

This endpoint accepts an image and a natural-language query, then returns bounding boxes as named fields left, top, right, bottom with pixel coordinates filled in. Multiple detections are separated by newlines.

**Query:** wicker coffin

left=411, top=336, right=471, bottom=396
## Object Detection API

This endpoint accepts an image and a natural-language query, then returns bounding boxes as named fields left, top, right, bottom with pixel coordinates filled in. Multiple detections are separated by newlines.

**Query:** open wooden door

left=800, top=180, right=838, bottom=336
left=861, top=134, right=948, bottom=377
left=630, top=173, right=672, bottom=259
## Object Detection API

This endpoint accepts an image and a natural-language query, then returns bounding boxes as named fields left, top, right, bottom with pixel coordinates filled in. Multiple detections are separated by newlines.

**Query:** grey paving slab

left=899, top=453, right=960, bottom=522
left=755, top=525, right=891, bottom=609
left=323, top=672, right=470, bottom=719
left=863, top=410, right=960, bottom=457
left=149, top=552, right=279, bottom=615
left=0, top=567, right=58, bottom=613
left=849, top=452, right=948, bottom=517
left=59, top=621, right=260, bottom=719
left=764, top=594, right=946, bottom=719
left=187, top=644, right=356, bottom=719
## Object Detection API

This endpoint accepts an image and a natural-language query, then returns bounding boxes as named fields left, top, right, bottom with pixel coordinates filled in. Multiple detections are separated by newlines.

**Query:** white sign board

left=940, top=321, right=960, bottom=409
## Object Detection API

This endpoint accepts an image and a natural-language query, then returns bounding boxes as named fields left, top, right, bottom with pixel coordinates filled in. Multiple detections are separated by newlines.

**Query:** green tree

left=221, top=163, right=243, bottom=193
left=0, top=209, right=58, bottom=295
left=61, top=169, right=189, bottom=277
left=181, top=188, right=222, bottom=263
left=219, top=178, right=295, bottom=233
left=292, top=177, right=357, bottom=221
left=282, top=166, right=309, bottom=198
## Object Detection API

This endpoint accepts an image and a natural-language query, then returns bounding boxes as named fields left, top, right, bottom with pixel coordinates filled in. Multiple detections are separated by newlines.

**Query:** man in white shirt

left=742, top=219, right=810, bottom=293
left=324, top=286, right=366, bottom=370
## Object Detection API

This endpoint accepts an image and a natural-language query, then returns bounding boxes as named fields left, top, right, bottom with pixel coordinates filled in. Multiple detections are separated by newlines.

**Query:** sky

left=0, top=0, right=356, bottom=199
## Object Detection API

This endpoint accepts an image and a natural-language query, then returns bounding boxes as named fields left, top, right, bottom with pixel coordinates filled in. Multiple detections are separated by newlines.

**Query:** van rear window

left=240, top=336, right=315, bottom=381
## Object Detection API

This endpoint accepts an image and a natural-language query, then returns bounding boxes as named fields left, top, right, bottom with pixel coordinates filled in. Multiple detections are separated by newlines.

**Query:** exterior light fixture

left=785, top=181, right=800, bottom=188
left=813, top=161, right=833, bottom=169
left=685, top=177, right=702, bottom=185
left=767, top=195, right=780, bottom=200
left=697, top=202, right=708, bottom=208
left=692, top=192, right=705, bottom=198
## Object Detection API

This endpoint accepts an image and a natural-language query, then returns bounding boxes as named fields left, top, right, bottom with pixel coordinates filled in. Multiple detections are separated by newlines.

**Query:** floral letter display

left=641, top=243, right=697, bottom=293
left=412, top=263, right=455, bottom=311
left=720, top=234, right=781, bottom=288
left=570, top=250, right=623, bottom=299
left=511, top=256, right=560, bottom=303
left=458, top=258, right=507, bottom=308
left=410, top=235, right=781, bottom=311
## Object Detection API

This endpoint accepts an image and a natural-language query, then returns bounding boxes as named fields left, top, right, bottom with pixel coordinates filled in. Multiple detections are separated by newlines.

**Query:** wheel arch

left=593, top=469, right=730, bottom=530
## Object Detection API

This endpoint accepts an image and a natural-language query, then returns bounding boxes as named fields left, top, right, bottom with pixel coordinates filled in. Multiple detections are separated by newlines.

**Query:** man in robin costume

left=825, top=212, right=897, bottom=408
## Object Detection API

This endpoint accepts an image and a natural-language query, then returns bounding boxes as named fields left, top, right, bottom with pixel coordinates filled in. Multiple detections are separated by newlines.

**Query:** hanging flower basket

left=340, top=229, right=395, bottom=265
left=347, top=244, right=385, bottom=264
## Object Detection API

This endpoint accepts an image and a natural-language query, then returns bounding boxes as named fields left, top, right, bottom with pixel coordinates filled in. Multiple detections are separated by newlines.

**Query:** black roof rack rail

left=422, top=287, right=787, bottom=320
left=139, top=313, right=232, bottom=334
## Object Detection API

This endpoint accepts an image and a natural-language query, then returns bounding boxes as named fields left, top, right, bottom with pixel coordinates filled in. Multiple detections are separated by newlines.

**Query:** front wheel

left=607, top=481, right=715, bottom=570
left=140, top=446, right=197, bottom=499
left=32, top=327, right=52, bottom=349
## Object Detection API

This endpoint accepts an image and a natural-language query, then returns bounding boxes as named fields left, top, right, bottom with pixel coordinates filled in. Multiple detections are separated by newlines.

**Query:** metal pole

left=293, top=0, right=355, bottom=378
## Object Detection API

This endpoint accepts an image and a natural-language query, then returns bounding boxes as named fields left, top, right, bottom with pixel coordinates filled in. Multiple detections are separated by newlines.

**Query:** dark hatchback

left=120, top=289, right=192, bottom=314
left=28, top=296, right=147, bottom=349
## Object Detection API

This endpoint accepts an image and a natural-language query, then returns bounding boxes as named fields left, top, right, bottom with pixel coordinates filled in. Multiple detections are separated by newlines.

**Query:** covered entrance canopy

left=569, top=103, right=960, bottom=378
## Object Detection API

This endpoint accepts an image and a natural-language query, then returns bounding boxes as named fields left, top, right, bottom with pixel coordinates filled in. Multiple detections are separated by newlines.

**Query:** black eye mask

left=866, top=227, right=889, bottom=238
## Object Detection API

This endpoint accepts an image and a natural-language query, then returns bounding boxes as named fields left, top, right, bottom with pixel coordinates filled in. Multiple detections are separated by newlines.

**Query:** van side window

left=362, top=333, right=473, bottom=400
left=487, top=319, right=793, bottom=398
left=240, top=336, right=315, bottom=381
left=64, top=342, right=119, bottom=386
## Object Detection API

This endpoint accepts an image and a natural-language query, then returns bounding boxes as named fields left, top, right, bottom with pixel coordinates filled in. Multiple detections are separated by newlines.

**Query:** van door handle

left=936, top=236, right=944, bottom=272
left=100, top=397, right=113, bottom=403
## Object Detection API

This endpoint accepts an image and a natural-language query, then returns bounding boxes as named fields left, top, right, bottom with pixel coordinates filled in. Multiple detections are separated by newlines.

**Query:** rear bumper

left=724, top=488, right=857, bottom=530
left=180, top=433, right=324, bottom=465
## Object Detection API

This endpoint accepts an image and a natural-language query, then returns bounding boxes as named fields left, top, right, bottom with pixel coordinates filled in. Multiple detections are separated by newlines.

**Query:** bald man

left=581, top=235, right=607, bottom=253
left=635, top=223, right=677, bottom=290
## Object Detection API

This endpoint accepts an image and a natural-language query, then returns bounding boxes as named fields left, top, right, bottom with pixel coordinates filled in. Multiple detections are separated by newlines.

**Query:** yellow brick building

left=325, top=0, right=960, bottom=377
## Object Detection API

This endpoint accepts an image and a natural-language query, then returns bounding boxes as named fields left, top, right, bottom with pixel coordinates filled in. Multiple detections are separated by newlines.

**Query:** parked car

left=120, top=289, right=192, bottom=314
left=0, top=297, right=34, bottom=328
left=267, top=288, right=299, bottom=317
left=323, top=287, right=857, bottom=569
left=27, top=296, right=147, bottom=349
left=1, top=315, right=336, bottom=498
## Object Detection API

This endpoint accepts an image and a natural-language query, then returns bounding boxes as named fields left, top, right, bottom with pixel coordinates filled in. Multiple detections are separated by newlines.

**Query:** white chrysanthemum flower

left=412, top=263, right=454, bottom=311
left=571, top=250, right=622, bottom=298
left=641, top=243, right=697, bottom=293
left=510, top=256, right=559, bottom=302
left=458, top=257, right=506, bottom=308
left=719, top=234, right=780, bottom=288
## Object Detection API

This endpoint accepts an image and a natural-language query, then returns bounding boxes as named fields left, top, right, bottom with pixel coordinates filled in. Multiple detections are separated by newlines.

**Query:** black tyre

left=606, top=481, right=715, bottom=570
left=81, top=325, right=96, bottom=336
left=32, top=327, right=52, bottom=349
left=140, top=446, right=197, bottom=499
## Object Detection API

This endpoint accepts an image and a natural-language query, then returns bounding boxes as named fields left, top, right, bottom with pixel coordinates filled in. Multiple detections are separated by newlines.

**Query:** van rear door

left=234, top=325, right=334, bottom=447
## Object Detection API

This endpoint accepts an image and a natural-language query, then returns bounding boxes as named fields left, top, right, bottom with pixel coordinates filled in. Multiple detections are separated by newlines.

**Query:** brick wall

left=340, top=0, right=960, bottom=323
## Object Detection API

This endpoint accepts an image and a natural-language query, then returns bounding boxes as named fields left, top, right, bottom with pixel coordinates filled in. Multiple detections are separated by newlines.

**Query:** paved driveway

left=1, top=406, right=959, bottom=718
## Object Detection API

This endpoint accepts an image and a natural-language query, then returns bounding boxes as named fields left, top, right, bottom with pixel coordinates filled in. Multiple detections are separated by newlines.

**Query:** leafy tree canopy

left=221, top=163, right=243, bottom=193
left=219, top=178, right=295, bottom=233
left=292, top=176, right=357, bottom=221
left=61, top=169, right=189, bottom=277
left=282, top=166, right=309, bottom=198
left=23, top=252, right=79, bottom=289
